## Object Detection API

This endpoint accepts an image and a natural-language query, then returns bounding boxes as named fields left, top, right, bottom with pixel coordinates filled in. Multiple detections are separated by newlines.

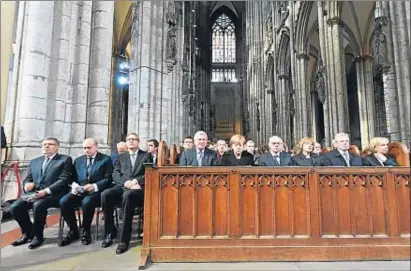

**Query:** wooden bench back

left=157, top=140, right=168, bottom=167
left=169, top=144, right=177, bottom=166
left=388, top=141, right=410, bottom=167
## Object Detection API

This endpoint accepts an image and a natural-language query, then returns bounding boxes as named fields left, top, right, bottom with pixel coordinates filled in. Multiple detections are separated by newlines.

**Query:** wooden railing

left=138, top=166, right=410, bottom=268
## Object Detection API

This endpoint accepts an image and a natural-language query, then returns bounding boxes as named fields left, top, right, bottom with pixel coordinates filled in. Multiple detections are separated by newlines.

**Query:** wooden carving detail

left=213, top=175, right=228, bottom=188
left=196, top=175, right=211, bottom=188
left=395, top=175, right=410, bottom=187
left=179, top=175, right=194, bottom=187
left=241, top=175, right=257, bottom=187
left=161, top=175, right=177, bottom=188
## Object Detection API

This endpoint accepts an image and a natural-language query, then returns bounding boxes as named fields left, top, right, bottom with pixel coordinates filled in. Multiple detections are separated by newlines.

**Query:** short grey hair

left=42, top=137, right=60, bottom=146
left=194, top=131, right=208, bottom=140
left=216, top=139, right=226, bottom=145
left=334, top=133, right=349, bottom=141
left=268, top=136, right=283, bottom=143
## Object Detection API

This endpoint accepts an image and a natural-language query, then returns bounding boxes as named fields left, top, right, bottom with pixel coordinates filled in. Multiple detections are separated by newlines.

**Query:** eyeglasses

left=126, top=138, right=139, bottom=142
left=42, top=143, right=56, bottom=146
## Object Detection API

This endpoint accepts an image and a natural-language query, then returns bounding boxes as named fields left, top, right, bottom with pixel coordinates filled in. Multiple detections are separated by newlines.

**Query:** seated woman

left=292, top=137, right=317, bottom=166
left=221, top=135, right=254, bottom=166
left=363, top=137, right=397, bottom=166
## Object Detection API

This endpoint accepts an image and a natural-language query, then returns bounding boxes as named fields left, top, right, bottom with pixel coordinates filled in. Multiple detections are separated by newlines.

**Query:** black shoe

left=58, top=230, right=80, bottom=247
left=101, top=231, right=117, bottom=248
left=11, top=234, right=33, bottom=246
left=81, top=230, right=92, bottom=245
left=116, top=242, right=129, bottom=255
left=28, top=236, right=44, bottom=249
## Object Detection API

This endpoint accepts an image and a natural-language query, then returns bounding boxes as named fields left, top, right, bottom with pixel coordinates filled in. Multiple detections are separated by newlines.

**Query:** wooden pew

left=169, top=144, right=177, bottom=166
left=157, top=140, right=168, bottom=167
left=138, top=152, right=410, bottom=268
left=388, top=141, right=410, bottom=167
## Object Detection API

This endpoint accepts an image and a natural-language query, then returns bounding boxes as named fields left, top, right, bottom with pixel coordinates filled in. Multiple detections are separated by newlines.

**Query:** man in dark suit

left=258, top=136, right=293, bottom=166
left=179, top=131, right=217, bottom=166
left=10, top=137, right=72, bottom=249
left=317, top=133, right=363, bottom=166
left=146, top=139, right=159, bottom=165
left=101, top=133, right=152, bottom=255
left=59, top=138, right=113, bottom=246
left=111, top=141, right=127, bottom=165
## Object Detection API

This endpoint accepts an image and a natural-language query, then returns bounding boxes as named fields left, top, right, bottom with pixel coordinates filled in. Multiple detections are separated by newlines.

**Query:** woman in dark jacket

left=363, top=137, right=397, bottom=166
left=221, top=135, right=254, bottom=166
left=291, top=137, right=317, bottom=166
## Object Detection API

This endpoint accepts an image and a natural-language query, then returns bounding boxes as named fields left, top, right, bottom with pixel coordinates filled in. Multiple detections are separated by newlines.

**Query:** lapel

left=333, top=150, right=348, bottom=166
left=269, top=153, right=280, bottom=166
left=42, top=154, right=59, bottom=178
left=90, top=152, right=101, bottom=175
left=132, top=150, right=144, bottom=174
left=123, top=152, right=133, bottom=173
left=192, top=149, right=199, bottom=166
left=369, top=154, right=383, bottom=166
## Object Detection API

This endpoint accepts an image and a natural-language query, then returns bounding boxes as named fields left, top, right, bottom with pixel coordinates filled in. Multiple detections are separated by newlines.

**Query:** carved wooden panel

left=395, top=174, right=410, bottom=236
left=319, top=174, right=387, bottom=237
left=159, top=174, right=229, bottom=238
left=238, top=174, right=310, bottom=238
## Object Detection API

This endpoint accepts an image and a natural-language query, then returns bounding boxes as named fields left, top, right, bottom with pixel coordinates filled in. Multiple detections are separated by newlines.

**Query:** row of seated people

left=10, top=133, right=151, bottom=255
left=179, top=131, right=399, bottom=167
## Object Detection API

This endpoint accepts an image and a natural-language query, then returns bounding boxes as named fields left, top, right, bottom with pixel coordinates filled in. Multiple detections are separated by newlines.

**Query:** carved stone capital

left=327, top=17, right=344, bottom=27
left=296, top=53, right=310, bottom=61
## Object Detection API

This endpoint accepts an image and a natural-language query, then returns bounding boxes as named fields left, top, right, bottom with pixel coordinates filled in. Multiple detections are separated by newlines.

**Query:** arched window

left=211, top=13, right=236, bottom=82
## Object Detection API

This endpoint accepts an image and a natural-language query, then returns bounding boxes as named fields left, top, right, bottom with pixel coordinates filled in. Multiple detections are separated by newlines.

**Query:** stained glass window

left=211, top=13, right=236, bottom=82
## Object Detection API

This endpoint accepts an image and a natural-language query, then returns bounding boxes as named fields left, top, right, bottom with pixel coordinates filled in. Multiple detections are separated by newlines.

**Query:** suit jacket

left=111, top=153, right=119, bottom=165
left=362, top=154, right=397, bottom=167
left=179, top=148, right=217, bottom=166
left=220, top=151, right=254, bottom=166
left=1, top=126, right=6, bottom=148
left=292, top=153, right=317, bottom=166
left=317, top=149, right=363, bottom=166
left=112, top=150, right=152, bottom=188
left=258, top=152, right=293, bottom=166
left=73, top=152, right=113, bottom=191
left=23, top=154, right=73, bottom=196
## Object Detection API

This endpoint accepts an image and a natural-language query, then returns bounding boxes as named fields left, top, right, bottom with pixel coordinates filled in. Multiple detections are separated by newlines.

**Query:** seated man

left=111, top=141, right=127, bottom=165
left=59, top=138, right=113, bottom=246
left=179, top=131, right=217, bottom=166
left=258, top=136, right=293, bottom=166
left=101, top=133, right=152, bottom=255
left=146, top=139, right=159, bottom=165
left=10, top=137, right=72, bottom=249
left=317, top=133, right=363, bottom=166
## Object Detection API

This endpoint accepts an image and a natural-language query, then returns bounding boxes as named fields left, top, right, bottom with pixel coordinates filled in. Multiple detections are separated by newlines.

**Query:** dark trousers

left=101, top=186, right=144, bottom=244
left=10, top=196, right=60, bottom=238
left=59, top=192, right=101, bottom=232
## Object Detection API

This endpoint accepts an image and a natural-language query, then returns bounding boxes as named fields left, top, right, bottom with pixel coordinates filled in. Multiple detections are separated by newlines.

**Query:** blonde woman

left=221, top=135, right=254, bottom=166
left=292, top=137, right=317, bottom=166
left=363, top=137, right=396, bottom=166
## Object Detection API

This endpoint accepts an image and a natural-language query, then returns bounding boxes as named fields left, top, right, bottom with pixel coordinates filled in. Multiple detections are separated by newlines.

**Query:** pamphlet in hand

left=21, top=192, right=38, bottom=203
left=70, top=182, right=85, bottom=195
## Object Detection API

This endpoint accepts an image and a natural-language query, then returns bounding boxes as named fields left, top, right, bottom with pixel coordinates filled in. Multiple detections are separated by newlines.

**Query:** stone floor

left=1, top=215, right=410, bottom=271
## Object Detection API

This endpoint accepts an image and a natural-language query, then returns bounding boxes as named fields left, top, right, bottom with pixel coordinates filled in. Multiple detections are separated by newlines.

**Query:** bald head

left=117, top=141, right=127, bottom=154
left=83, top=138, right=98, bottom=157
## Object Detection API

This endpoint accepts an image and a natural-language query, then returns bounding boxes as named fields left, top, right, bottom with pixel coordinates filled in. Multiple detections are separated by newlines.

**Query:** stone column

left=85, top=1, right=114, bottom=152
left=326, top=16, right=349, bottom=134
left=10, top=2, right=55, bottom=160
left=355, top=55, right=376, bottom=148
left=129, top=1, right=165, bottom=147
left=296, top=53, right=310, bottom=137
left=388, top=2, right=410, bottom=142
left=379, top=2, right=400, bottom=141
left=316, top=2, right=331, bottom=146
left=278, top=75, right=290, bottom=144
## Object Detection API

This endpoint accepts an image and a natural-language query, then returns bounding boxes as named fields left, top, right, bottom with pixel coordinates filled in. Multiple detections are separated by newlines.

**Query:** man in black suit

left=101, top=133, right=152, bottom=255
left=317, top=133, right=363, bottom=166
left=10, top=137, right=72, bottom=249
left=258, top=136, right=293, bottom=166
left=146, top=139, right=159, bottom=165
left=59, top=138, right=113, bottom=246
left=179, top=131, right=217, bottom=166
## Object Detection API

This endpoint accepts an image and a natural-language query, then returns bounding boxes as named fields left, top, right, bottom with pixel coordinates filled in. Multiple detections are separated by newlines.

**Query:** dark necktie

left=86, top=157, right=93, bottom=179
left=42, top=157, right=50, bottom=175
left=198, top=151, right=203, bottom=166
left=273, top=155, right=280, bottom=165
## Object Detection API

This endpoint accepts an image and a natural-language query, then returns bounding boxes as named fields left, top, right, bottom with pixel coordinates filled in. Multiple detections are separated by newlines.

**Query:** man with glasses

left=317, top=133, right=363, bottom=166
left=258, top=136, right=293, bottom=166
left=10, top=137, right=73, bottom=249
left=59, top=138, right=113, bottom=247
left=101, top=133, right=152, bottom=255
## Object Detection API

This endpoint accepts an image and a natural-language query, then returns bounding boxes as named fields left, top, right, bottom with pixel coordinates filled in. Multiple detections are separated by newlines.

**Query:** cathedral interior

left=1, top=1, right=410, bottom=161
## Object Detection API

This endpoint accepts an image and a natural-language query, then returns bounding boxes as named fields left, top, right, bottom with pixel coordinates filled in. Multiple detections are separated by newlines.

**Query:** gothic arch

left=210, top=1, right=239, bottom=19
left=295, top=1, right=315, bottom=54
left=277, top=32, right=290, bottom=76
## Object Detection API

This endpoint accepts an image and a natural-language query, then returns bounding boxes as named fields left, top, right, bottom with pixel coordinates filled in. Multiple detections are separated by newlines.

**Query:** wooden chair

left=157, top=140, right=168, bottom=167
left=169, top=144, right=177, bottom=166
left=388, top=141, right=410, bottom=167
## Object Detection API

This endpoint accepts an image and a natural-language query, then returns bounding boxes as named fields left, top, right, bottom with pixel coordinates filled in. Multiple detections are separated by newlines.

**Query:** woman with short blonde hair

left=292, top=137, right=317, bottom=166
left=220, top=135, right=254, bottom=166
left=363, top=137, right=396, bottom=166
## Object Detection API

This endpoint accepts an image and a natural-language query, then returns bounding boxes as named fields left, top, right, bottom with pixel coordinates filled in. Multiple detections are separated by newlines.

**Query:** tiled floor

left=1, top=216, right=409, bottom=270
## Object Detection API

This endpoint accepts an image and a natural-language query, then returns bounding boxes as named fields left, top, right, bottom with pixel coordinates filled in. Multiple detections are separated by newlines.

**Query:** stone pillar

left=10, top=2, right=55, bottom=160
left=278, top=75, right=290, bottom=144
left=296, top=53, right=310, bottom=137
left=388, top=2, right=410, bottom=142
left=316, top=2, right=331, bottom=146
left=379, top=2, right=401, bottom=141
left=129, top=1, right=165, bottom=147
left=86, top=1, right=114, bottom=152
left=355, top=55, right=376, bottom=148
left=326, top=16, right=349, bottom=134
